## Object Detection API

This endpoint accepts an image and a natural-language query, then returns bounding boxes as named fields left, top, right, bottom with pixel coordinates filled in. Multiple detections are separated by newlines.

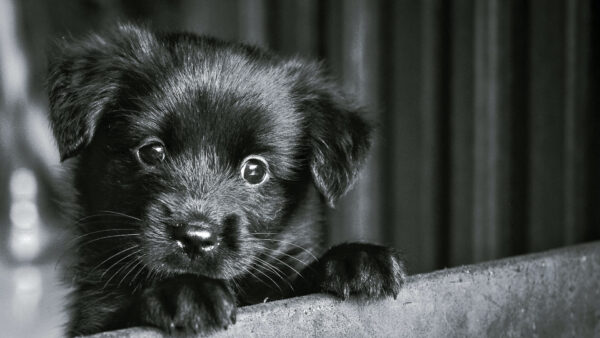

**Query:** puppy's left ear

left=288, top=61, right=373, bottom=207
left=46, top=24, right=157, bottom=161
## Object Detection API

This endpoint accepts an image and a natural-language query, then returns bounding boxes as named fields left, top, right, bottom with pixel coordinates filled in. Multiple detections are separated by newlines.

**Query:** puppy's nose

left=172, top=222, right=219, bottom=257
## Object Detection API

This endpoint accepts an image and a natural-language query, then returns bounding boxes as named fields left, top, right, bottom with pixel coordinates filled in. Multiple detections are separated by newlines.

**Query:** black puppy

left=47, top=24, right=405, bottom=336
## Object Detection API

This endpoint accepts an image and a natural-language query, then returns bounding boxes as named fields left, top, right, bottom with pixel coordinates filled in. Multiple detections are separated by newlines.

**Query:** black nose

left=172, top=222, right=219, bottom=258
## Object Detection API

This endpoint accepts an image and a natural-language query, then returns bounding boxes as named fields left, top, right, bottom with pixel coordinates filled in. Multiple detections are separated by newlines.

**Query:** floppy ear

left=287, top=61, right=373, bottom=207
left=46, top=24, right=157, bottom=161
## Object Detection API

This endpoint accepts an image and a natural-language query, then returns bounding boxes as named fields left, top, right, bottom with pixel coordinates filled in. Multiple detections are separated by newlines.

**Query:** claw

left=392, top=286, right=399, bottom=300
left=341, top=285, right=350, bottom=300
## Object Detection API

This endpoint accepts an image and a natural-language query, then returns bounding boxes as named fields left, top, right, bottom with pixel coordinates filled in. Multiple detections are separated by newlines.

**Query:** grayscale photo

left=0, top=0, right=598, bottom=337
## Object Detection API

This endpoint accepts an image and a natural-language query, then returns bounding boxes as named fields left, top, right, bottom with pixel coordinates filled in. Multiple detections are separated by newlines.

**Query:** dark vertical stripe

left=315, top=0, right=328, bottom=60
left=276, top=1, right=319, bottom=57
left=587, top=0, right=600, bottom=241
left=436, top=0, right=451, bottom=268
left=238, top=0, right=268, bottom=47
left=527, top=0, right=567, bottom=252
left=508, top=0, right=530, bottom=256
left=420, top=0, right=443, bottom=269
left=380, top=0, right=396, bottom=245
left=390, top=0, right=427, bottom=272
left=449, top=0, right=475, bottom=266
left=389, top=0, right=446, bottom=272
left=563, top=0, right=591, bottom=245
left=181, top=0, right=240, bottom=40
left=323, top=0, right=342, bottom=78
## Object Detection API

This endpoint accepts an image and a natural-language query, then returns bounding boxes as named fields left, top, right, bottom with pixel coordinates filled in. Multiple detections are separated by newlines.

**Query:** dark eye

left=240, top=156, right=269, bottom=186
left=136, top=141, right=166, bottom=166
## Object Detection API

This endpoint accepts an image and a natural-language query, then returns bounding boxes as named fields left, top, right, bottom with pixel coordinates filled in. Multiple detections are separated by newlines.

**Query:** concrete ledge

left=89, top=242, right=600, bottom=337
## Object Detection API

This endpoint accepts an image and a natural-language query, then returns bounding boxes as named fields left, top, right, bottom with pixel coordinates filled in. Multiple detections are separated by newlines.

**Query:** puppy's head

left=48, top=24, right=372, bottom=280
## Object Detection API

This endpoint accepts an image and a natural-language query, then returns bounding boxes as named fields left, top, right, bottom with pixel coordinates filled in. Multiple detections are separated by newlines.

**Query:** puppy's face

left=48, top=25, right=371, bottom=280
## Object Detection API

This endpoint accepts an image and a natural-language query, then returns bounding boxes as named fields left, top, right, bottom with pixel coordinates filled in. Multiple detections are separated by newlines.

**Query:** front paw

left=319, top=243, right=406, bottom=300
left=139, top=275, right=236, bottom=335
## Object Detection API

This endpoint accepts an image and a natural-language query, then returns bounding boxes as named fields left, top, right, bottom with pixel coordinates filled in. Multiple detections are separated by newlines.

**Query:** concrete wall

left=89, top=242, right=600, bottom=337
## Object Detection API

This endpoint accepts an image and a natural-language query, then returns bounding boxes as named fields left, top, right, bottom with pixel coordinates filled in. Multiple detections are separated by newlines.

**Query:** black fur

left=47, top=24, right=406, bottom=336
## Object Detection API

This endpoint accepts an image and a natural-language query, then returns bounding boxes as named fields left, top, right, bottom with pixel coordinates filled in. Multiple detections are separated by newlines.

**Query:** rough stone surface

left=87, top=242, right=600, bottom=337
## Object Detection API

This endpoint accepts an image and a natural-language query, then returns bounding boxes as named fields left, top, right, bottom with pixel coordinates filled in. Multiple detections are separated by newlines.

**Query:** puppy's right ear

left=47, top=24, right=157, bottom=161
left=285, top=60, right=373, bottom=207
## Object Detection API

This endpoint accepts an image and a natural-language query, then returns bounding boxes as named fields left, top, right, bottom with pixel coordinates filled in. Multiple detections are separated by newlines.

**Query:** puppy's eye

left=241, top=156, right=269, bottom=186
left=137, top=142, right=166, bottom=166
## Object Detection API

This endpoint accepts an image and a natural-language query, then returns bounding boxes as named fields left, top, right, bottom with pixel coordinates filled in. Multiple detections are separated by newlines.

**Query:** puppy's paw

left=139, top=275, right=236, bottom=335
left=319, top=243, right=406, bottom=300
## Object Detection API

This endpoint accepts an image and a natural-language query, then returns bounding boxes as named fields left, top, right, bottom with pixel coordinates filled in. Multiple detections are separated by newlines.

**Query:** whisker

left=252, top=256, right=289, bottom=282
left=257, top=249, right=304, bottom=280
left=251, top=264, right=283, bottom=293
left=257, top=238, right=318, bottom=261
left=236, top=257, right=278, bottom=291
left=119, top=259, right=144, bottom=287
left=74, top=212, right=141, bottom=225
left=67, top=228, right=138, bottom=246
left=250, top=243, right=304, bottom=274
left=100, top=249, right=141, bottom=280
left=250, top=258, right=289, bottom=293
left=104, top=254, right=140, bottom=289
left=130, top=261, right=147, bottom=286
left=89, top=246, right=139, bottom=274
left=251, top=240, right=312, bottom=270
left=78, top=234, right=140, bottom=248
left=55, top=229, right=138, bottom=269
left=96, top=210, right=143, bottom=222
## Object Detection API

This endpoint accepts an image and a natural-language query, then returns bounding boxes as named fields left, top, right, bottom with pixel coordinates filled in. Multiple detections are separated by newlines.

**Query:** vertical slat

left=472, top=0, right=514, bottom=262
left=326, top=0, right=384, bottom=245
left=388, top=0, right=446, bottom=272
left=182, top=0, right=239, bottom=40
left=238, top=0, right=268, bottom=47
left=507, top=0, right=530, bottom=256
left=589, top=0, right=600, bottom=241
left=527, top=0, right=566, bottom=252
left=274, top=1, right=319, bottom=56
left=420, top=0, right=446, bottom=268
left=388, top=0, right=425, bottom=272
left=449, top=0, right=475, bottom=266
left=564, top=0, right=591, bottom=245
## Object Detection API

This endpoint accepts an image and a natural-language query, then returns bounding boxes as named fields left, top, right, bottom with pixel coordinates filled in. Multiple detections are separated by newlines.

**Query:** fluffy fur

left=47, top=24, right=406, bottom=336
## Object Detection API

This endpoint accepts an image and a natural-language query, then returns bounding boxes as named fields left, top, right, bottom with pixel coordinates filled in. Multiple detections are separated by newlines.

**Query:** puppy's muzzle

left=171, top=219, right=220, bottom=258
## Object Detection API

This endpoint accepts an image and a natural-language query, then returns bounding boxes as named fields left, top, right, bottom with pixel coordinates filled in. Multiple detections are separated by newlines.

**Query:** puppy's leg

left=68, top=287, right=138, bottom=336
left=138, top=275, right=237, bottom=335
left=296, top=243, right=406, bottom=300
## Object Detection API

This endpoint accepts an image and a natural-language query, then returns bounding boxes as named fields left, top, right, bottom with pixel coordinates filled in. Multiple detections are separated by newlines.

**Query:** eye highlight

left=136, top=140, right=166, bottom=166
left=240, top=155, right=269, bottom=186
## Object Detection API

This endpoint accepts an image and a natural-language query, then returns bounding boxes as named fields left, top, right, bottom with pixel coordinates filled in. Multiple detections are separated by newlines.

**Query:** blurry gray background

left=0, top=0, right=598, bottom=337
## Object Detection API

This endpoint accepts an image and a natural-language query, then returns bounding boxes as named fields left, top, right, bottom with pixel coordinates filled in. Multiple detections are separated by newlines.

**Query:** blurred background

left=0, top=0, right=598, bottom=337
